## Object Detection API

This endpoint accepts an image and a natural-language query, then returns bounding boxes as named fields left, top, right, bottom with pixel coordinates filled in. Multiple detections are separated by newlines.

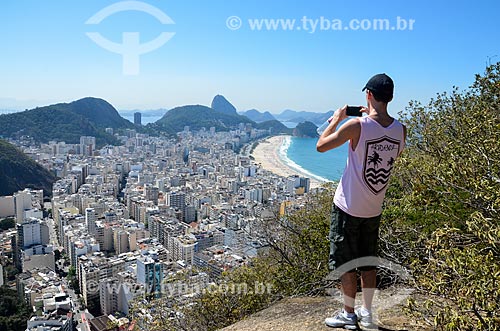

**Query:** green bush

left=383, top=63, right=500, bottom=329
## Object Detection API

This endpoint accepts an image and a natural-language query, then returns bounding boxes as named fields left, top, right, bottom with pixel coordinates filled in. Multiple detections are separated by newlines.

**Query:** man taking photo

left=317, top=73, right=406, bottom=329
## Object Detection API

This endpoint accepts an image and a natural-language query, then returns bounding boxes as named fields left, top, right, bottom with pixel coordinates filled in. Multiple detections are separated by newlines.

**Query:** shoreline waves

left=251, top=135, right=328, bottom=189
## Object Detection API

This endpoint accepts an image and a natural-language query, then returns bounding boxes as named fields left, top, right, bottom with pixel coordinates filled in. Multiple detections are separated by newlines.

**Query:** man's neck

left=367, top=103, right=393, bottom=126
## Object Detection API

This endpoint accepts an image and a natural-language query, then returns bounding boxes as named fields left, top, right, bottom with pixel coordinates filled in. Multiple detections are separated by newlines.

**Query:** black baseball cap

left=362, top=73, right=394, bottom=98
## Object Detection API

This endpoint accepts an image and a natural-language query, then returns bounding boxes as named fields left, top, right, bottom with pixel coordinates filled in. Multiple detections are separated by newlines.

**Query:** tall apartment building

left=17, top=219, right=50, bottom=248
left=0, top=195, right=15, bottom=218
left=95, top=221, right=114, bottom=252
left=85, top=208, right=97, bottom=235
left=168, top=235, right=196, bottom=265
left=300, top=177, right=310, bottom=193
left=113, top=229, right=137, bottom=255
left=184, top=204, right=196, bottom=223
left=78, top=256, right=103, bottom=307
left=136, top=256, right=163, bottom=298
left=167, top=191, right=185, bottom=210
left=15, top=219, right=50, bottom=270
left=78, top=254, right=126, bottom=308
left=144, top=184, right=159, bottom=205
left=99, top=278, right=119, bottom=316
left=68, top=234, right=99, bottom=268
left=286, top=175, right=301, bottom=194
left=0, top=265, right=4, bottom=286
left=80, top=136, right=96, bottom=156
left=167, top=191, right=188, bottom=222
left=134, top=112, right=141, bottom=125
left=148, top=216, right=186, bottom=247
left=14, top=190, right=33, bottom=222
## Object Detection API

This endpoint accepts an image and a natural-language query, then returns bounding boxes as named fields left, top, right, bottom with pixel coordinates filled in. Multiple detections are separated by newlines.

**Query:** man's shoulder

left=343, top=117, right=362, bottom=134
left=344, top=117, right=362, bottom=128
left=340, top=118, right=362, bottom=145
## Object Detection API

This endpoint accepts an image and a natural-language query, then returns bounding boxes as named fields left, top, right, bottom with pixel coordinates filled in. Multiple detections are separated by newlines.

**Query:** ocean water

left=282, top=137, right=348, bottom=182
left=122, top=115, right=163, bottom=125
left=281, top=121, right=298, bottom=128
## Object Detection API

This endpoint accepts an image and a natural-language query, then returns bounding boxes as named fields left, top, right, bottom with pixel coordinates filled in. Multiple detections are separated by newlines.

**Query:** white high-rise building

left=24, top=209, right=43, bottom=220
left=85, top=208, right=97, bottom=234
left=95, top=221, right=114, bottom=252
left=168, top=235, right=196, bottom=264
left=18, top=219, right=50, bottom=249
left=100, top=277, right=135, bottom=315
left=15, top=218, right=52, bottom=271
left=14, top=190, right=33, bottom=222
left=100, top=278, right=119, bottom=315
left=286, top=175, right=301, bottom=194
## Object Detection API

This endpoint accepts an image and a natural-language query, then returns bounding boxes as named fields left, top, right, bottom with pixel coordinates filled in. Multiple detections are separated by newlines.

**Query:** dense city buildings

left=1, top=124, right=313, bottom=330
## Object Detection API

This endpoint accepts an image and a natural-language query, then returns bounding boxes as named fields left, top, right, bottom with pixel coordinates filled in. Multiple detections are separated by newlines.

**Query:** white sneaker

left=325, top=310, right=358, bottom=329
left=355, top=307, right=374, bottom=328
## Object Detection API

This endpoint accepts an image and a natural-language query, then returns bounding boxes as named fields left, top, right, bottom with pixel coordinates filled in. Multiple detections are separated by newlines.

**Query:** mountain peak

left=0, top=97, right=127, bottom=146
left=211, top=95, right=237, bottom=115
left=155, top=104, right=253, bottom=134
left=67, top=97, right=135, bottom=129
left=70, top=97, right=113, bottom=108
left=241, top=109, right=276, bottom=123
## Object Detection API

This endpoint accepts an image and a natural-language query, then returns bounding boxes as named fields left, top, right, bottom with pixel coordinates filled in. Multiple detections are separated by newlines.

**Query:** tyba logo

left=85, top=1, right=175, bottom=75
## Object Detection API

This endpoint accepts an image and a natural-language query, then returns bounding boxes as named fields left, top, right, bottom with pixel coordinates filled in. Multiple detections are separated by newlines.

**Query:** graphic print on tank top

left=363, top=135, right=401, bottom=194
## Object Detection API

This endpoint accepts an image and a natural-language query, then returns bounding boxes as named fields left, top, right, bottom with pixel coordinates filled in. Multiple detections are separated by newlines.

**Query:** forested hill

left=0, top=97, right=132, bottom=146
left=64, top=97, right=136, bottom=129
left=0, top=139, right=56, bottom=196
left=154, top=104, right=254, bottom=134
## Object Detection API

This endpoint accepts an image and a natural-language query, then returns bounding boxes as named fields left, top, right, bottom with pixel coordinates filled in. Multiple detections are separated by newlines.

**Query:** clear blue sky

left=1, top=0, right=499, bottom=116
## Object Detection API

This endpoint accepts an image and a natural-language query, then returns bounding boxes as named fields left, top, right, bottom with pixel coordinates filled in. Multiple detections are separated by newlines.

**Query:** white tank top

left=334, top=116, right=405, bottom=217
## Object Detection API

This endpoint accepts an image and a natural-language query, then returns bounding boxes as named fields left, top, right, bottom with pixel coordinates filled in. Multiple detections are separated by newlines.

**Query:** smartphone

left=346, top=106, right=363, bottom=117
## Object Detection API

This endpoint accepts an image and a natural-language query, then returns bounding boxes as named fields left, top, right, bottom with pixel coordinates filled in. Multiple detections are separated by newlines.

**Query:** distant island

left=293, top=121, right=319, bottom=138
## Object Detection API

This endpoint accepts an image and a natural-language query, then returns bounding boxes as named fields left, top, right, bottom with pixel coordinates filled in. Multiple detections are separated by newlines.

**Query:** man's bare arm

left=317, top=105, right=361, bottom=153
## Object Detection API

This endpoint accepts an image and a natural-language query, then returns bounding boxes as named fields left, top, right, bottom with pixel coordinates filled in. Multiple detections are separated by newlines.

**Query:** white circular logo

left=226, top=16, right=243, bottom=30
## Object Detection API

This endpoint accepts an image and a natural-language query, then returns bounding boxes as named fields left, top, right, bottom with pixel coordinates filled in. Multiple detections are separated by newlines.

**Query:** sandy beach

left=251, top=135, right=325, bottom=188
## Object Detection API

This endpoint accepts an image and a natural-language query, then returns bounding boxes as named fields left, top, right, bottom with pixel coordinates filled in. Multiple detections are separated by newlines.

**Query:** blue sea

left=282, top=137, right=348, bottom=182
left=122, top=115, right=163, bottom=125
